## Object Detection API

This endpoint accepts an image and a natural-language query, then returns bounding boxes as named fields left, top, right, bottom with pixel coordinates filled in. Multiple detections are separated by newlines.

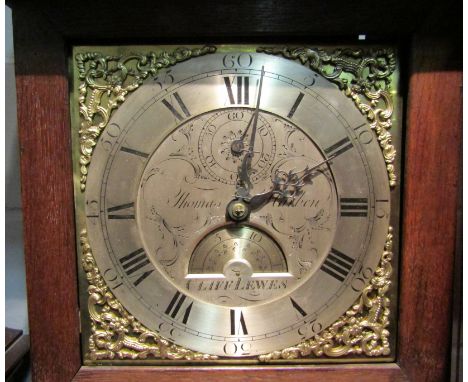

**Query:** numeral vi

left=230, top=309, right=248, bottom=335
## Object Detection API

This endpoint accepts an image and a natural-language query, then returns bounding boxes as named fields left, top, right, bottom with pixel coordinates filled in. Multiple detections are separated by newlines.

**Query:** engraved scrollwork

left=81, top=225, right=393, bottom=361
left=257, top=46, right=397, bottom=186
left=77, top=45, right=396, bottom=362
left=259, top=226, right=393, bottom=361
left=80, top=229, right=218, bottom=361
left=76, top=46, right=216, bottom=191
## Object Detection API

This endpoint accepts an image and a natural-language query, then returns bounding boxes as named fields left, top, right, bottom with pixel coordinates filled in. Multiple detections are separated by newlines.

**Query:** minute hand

left=238, top=66, right=266, bottom=196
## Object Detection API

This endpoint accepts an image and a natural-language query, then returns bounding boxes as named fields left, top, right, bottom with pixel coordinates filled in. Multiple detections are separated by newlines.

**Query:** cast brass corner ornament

left=76, top=45, right=396, bottom=362
left=80, top=228, right=219, bottom=361
left=77, top=45, right=397, bottom=191
left=259, top=227, right=393, bottom=361
left=76, top=46, right=217, bottom=191
left=257, top=46, right=397, bottom=187
left=80, top=226, right=393, bottom=362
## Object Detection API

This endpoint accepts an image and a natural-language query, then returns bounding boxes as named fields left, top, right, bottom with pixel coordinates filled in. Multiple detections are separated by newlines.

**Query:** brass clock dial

left=83, top=49, right=392, bottom=357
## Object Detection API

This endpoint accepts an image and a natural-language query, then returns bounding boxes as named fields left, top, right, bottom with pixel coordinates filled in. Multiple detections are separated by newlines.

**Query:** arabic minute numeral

left=222, top=53, right=253, bottom=69
left=223, top=341, right=251, bottom=356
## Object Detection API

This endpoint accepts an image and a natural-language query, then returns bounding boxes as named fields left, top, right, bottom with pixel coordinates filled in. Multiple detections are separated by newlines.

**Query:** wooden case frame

left=10, top=1, right=462, bottom=381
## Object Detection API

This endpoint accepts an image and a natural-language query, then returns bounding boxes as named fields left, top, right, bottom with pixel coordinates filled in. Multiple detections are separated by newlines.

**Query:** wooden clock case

left=9, top=0, right=462, bottom=380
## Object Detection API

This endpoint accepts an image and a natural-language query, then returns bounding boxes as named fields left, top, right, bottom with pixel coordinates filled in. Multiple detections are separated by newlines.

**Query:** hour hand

left=249, top=156, right=335, bottom=211
left=235, top=152, right=253, bottom=198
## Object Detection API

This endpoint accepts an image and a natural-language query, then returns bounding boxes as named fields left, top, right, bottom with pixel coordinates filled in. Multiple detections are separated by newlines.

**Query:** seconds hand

left=237, top=66, right=266, bottom=198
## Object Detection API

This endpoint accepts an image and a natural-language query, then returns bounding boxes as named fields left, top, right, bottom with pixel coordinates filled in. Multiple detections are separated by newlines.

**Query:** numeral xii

left=224, top=76, right=250, bottom=105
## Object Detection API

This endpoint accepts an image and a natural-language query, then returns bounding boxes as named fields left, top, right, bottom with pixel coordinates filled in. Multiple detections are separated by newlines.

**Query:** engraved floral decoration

left=80, top=229, right=218, bottom=361
left=76, top=46, right=216, bottom=191
left=257, top=46, right=397, bottom=186
left=81, top=225, right=393, bottom=361
left=259, top=226, right=394, bottom=361
left=76, top=46, right=396, bottom=362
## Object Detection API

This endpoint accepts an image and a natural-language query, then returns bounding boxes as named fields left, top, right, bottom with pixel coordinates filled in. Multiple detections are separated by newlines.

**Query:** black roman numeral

left=320, top=248, right=355, bottom=282
left=340, top=198, right=368, bottom=217
left=165, top=291, right=193, bottom=324
left=324, top=137, right=354, bottom=158
left=119, top=248, right=154, bottom=286
left=120, top=146, right=149, bottom=158
left=230, top=309, right=248, bottom=335
left=107, top=202, right=135, bottom=219
left=162, top=92, right=191, bottom=121
left=287, top=92, right=305, bottom=118
left=224, top=76, right=250, bottom=105
left=290, top=297, right=307, bottom=317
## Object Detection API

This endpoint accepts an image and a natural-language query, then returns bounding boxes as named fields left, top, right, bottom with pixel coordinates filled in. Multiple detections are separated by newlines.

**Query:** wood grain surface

left=9, top=0, right=436, bottom=42
left=13, top=2, right=82, bottom=381
left=74, top=364, right=407, bottom=382
left=10, top=0, right=461, bottom=381
left=398, top=35, right=462, bottom=381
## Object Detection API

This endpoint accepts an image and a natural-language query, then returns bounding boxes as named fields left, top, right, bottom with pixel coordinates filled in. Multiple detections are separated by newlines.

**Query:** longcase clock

left=10, top=1, right=461, bottom=381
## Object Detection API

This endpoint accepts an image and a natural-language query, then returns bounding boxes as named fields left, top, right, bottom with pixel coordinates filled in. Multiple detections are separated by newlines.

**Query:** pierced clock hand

left=248, top=155, right=335, bottom=211
left=230, top=112, right=254, bottom=156
left=235, top=66, right=266, bottom=198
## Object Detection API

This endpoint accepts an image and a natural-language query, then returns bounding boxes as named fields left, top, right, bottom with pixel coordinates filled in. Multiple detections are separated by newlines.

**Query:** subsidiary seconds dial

left=198, top=108, right=276, bottom=185
left=85, top=51, right=391, bottom=357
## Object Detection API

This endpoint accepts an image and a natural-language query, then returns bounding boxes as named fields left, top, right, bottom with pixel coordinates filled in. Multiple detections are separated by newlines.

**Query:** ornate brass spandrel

left=257, top=46, right=397, bottom=187
left=76, top=46, right=216, bottom=191
left=75, top=45, right=398, bottom=363
left=80, top=229, right=218, bottom=361
left=80, top=226, right=393, bottom=362
left=259, top=226, right=394, bottom=362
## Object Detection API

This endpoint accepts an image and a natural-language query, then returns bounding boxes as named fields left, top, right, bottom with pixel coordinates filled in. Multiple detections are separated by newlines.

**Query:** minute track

left=84, top=50, right=391, bottom=357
